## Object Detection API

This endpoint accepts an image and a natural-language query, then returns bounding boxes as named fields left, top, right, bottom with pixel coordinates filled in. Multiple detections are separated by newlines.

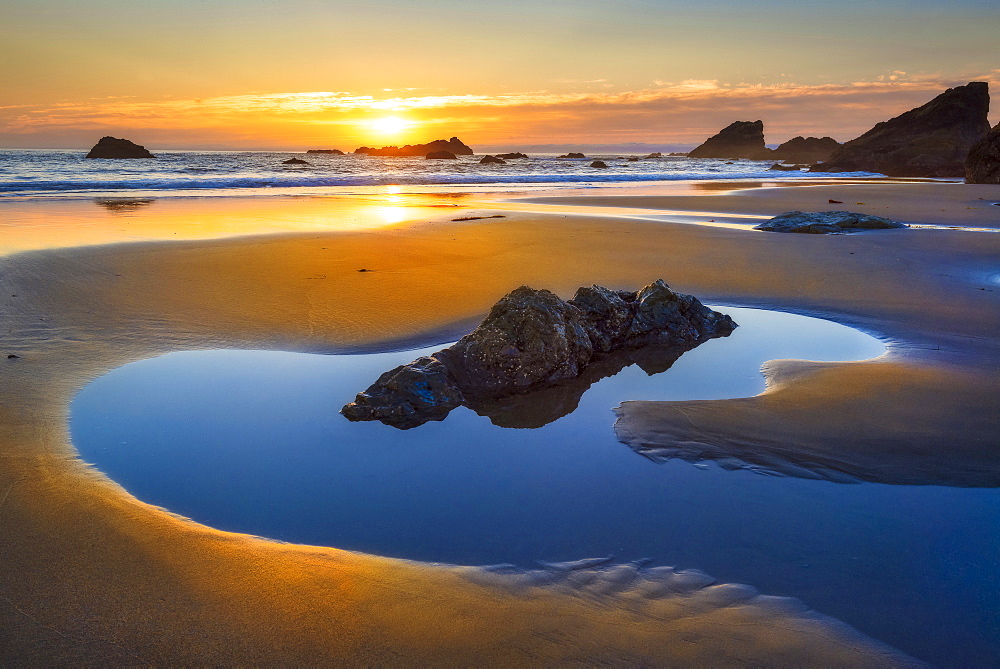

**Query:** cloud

left=3, top=70, right=997, bottom=148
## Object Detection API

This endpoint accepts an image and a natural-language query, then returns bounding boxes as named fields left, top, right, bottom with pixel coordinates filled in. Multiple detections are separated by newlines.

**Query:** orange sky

left=1, top=1, right=998, bottom=150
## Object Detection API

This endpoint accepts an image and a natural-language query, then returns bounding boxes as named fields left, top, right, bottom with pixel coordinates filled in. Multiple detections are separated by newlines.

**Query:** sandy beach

left=2, top=181, right=998, bottom=664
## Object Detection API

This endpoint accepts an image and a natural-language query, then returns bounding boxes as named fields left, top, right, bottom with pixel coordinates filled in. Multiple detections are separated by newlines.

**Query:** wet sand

left=3, top=181, right=997, bottom=663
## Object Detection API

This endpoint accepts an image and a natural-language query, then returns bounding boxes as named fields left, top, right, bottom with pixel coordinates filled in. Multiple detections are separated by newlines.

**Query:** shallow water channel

left=70, top=307, right=999, bottom=666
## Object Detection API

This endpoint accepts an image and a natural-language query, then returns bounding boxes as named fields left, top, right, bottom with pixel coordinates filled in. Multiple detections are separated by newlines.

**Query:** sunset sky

left=2, top=0, right=997, bottom=151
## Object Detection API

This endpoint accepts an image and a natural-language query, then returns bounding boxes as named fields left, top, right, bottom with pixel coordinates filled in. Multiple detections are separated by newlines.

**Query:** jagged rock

left=965, top=122, right=1000, bottom=184
left=355, top=137, right=473, bottom=157
left=767, top=136, right=840, bottom=163
left=496, top=152, right=528, bottom=159
left=480, top=155, right=506, bottom=165
left=590, top=160, right=608, bottom=168
left=85, top=137, right=154, bottom=159
left=305, top=149, right=344, bottom=154
left=559, top=152, right=586, bottom=159
left=754, top=211, right=907, bottom=234
left=426, top=150, right=457, bottom=159
left=688, top=121, right=765, bottom=159
left=811, top=82, right=990, bottom=177
left=282, top=158, right=310, bottom=165
left=340, top=357, right=463, bottom=430
left=342, top=281, right=737, bottom=429
left=645, top=152, right=662, bottom=158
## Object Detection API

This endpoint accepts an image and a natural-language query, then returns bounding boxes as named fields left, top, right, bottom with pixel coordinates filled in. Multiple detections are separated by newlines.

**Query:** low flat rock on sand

left=341, top=280, right=736, bottom=429
left=754, top=210, right=907, bottom=234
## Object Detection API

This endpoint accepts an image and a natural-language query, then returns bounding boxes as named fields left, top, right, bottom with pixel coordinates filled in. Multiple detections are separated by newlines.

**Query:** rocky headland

left=965, top=121, right=1000, bottom=184
left=811, top=81, right=990, bottom=177
left=342, top=280, right=736, bottom=429
left=85, top=136, right=155, bottom=159
left=354, top=137, right=473, bottom=157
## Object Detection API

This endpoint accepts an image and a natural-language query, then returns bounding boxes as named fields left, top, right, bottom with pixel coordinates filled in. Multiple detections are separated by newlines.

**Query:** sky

left=1, top=0, right=998, bottom=150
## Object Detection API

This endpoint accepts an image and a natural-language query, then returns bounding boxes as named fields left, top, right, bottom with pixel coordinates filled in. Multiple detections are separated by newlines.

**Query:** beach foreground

left=2, top=181, right=997, bottom=663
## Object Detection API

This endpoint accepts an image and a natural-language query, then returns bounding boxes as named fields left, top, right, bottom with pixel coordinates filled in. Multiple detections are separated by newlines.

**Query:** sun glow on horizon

left=367, top=116, right=413, bottom=136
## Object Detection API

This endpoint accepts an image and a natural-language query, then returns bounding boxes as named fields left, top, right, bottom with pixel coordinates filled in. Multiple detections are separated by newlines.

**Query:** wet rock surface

left=688, top=120, right=765, bottom=159
left=811, top=81, right=990, bottom=177
left=754, top=211, right=907, bottom=234
left=965, top=121, right=1000, bottom=184
left=342, top=280, right=737, bottom=429
left=85, top=136, right=155, bottom=159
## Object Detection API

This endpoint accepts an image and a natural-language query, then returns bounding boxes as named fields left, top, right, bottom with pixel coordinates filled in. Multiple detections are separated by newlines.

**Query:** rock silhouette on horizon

left=811, top=81, right=990, bottom=177
left=688, top=121, right=765, bottom=159
left=965, top=122, right=1000, bottom=184
left=305, top=149, right=345, bottom=155
left=480, top=155, right=506, bottom=165
left=85, top=137, right=155, bottom=159
left=354, top=137, right=473, bottom=157
left=341, top=281, right=737, bottom=429
left=766, top=136, right=841, bottom=163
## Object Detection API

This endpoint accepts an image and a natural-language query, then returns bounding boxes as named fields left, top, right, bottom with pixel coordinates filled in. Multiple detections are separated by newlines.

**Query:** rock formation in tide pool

left=965, top=122, right=1000, bottom=184
left=354, top=137, right=473, bottom=157
left=85, top=136, right=155, bottom=159
left=811, top=81, right=990, bottom=177
left=688, top=121, right=765, bottom=159
left=341, top=280, right=737, bottom=429
left=754, top=211, right=907, bottom=234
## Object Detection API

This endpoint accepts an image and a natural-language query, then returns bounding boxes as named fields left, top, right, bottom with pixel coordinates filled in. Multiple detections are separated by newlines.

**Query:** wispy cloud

left=3, top=70, right=997, bottom=148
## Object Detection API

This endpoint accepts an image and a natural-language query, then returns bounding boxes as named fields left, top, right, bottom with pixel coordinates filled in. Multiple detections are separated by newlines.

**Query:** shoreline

left=3, top=179, right=998, bottom=663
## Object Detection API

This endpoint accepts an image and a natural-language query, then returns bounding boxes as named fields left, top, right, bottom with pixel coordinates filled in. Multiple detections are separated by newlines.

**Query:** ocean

left=0, top=149, right=878, bottom=197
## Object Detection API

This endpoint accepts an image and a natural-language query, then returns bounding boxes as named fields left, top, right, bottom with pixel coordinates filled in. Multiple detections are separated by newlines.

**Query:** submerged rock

left=688, top=121, right=765, bottom=159
left=342, top=280, right=737, bottom=429
left=85, top=136, right=154, bottom=159
left=965, top=122, right=1000, bottom=184
left=811, top=81, right=990, bottom=177
left=754, top=211, right=907, bottom=234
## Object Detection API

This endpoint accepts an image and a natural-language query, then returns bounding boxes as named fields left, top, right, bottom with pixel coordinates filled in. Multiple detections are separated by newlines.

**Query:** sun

left=368, top=116, right=412, bottom=135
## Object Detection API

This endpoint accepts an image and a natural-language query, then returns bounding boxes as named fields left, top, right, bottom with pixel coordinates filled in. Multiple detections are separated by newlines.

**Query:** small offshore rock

left=479, top=155, right=506, bottom=165
left=85, top=136, right=154, bottom=159
left=559, top=152, right=586, bottom=159
left=590, top=160, right=608, bottom=168
left=496, top=152, right=529, bottom=159
left=755, top=210, right=907, bottom=234
left=282, top=158, right=310, bottom=165
left=426, top=150, right=457, bottom=159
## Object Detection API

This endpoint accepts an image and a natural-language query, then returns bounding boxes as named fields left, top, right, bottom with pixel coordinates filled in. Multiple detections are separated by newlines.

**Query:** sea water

left=69, top=307, right=1000, bottom=666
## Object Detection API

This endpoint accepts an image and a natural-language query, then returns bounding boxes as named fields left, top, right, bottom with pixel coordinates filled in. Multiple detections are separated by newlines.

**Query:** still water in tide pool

left=70, top=307, right=998, bottom=666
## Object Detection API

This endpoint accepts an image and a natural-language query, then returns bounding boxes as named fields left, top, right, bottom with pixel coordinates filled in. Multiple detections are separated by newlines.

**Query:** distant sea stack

left=85, top=137, right=154, bottom=159
left=965, top=122, right=1000, bottom=184
left=812, top=81, right=990, bottom=177
left=306, top=149, right=344, bottom=155
left=354, top=137, right=473, bottom=157
left=688, top=121, right=765, bottom=159
left=768, top=136, right=841, bottom=163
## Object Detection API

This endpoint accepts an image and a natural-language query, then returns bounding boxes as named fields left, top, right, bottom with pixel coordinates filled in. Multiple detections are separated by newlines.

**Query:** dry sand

left=3, top=180, right=997, bottom=663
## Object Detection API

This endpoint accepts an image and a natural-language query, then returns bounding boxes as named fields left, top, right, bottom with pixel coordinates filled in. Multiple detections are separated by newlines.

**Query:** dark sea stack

left=754, top=210, right=907, bottom=234
left=84, top=136, right=154, bottom=159
left=341, top=280, right=737, bottom=429
left=812, top=81, right=990, bottom=177
left=965, top=122, right=1000, bottom=184
left=480, top=155, right=506, bottom=165
left=282, top=158, right=310, bottom=165
left=768, top=136, right=841, bottom=163
left=688, top=121, right=765, bottom=159
left=355, top=137, right=473, bottom=157
left=305, top=149, right=344, bottom=154
left=426, top=150, right=457, bottom=159
left=590, top=160, right=608, bottom=168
